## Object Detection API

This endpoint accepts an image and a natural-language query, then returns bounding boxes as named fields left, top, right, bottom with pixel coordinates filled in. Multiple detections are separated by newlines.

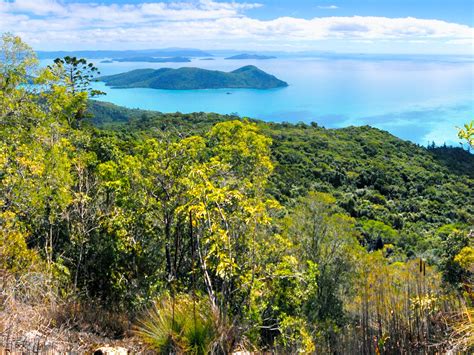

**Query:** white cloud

left=0, top=0, right=66, bottom=15
left=0, top=0, right=261, bottom=23
left=318, top=5, right=339, bottom=10
left=0, top=0, right=472, bottom=53
left=446, top=38, right=474, bottom=45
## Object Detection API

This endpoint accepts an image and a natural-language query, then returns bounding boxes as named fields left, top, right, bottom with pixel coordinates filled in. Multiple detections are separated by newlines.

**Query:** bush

left=0, top=212, right=40, bottom=274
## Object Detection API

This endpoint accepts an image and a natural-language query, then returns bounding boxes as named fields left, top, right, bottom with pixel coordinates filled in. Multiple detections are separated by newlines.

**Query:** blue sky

left=248, top=0, right=474, bottom=25
left=0, top=0, right=472, bottom=53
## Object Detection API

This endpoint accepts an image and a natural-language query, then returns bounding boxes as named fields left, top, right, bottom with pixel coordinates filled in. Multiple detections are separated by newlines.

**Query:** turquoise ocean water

left=44, top=55, right=473, bottom=145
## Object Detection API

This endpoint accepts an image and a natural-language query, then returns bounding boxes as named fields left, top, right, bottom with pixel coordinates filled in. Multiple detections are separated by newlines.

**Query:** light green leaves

left=458, top=120, right=474, bottom=148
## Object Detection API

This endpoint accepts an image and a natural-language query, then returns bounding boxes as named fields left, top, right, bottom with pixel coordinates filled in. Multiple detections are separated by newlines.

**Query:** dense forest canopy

left=89, top=101, right=474, bottom=259
left=1, top=34, right=473, bottom=353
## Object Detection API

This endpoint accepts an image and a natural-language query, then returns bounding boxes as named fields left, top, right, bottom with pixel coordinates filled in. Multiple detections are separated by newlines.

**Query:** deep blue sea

left=44, top=55, right=474, bottom=145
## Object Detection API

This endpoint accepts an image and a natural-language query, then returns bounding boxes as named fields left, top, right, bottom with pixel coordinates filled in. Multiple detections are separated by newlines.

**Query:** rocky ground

left=0, top=272, right=150, bottom=354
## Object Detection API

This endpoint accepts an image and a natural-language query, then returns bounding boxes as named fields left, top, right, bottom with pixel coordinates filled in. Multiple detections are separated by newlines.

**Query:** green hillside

left=88, top=100, right=474, bottom=257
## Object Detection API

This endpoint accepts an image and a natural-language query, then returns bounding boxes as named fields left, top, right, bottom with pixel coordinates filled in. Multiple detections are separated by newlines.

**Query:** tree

left=91, top=120, right=280, bottom=324
left=264, top=192, right=363, bottom=351
left=48, top=56, right=105, bottom=124
left=0, top=34, right=50, bottom=267
left=49, top=56, right=103, bottom=96
left=0, top=34, right=94, bottom=273
left=359, top=219, right=399, bottom=251
left=0, top=33, right=40, bottom=128
left=0, top=33, right=38, bottom=91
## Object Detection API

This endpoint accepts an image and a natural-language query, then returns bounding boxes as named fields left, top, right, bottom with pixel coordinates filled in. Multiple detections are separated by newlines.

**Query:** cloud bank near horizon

left=1, top=0, right=472, bottom=53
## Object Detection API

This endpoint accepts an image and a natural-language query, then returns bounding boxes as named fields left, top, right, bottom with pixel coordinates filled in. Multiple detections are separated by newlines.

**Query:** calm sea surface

left=45, top=56, right=474, bottom=145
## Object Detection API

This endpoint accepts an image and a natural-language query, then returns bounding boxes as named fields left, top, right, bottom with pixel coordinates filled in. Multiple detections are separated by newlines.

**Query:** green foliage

left=285, top=192, right=361, bottom=323
left=455, top=246, right=474, bottom=273
left=0, top=34, right=83, bottom=269
left=48, top=56, right=104, bottom=125
left=0, top=211, right=40, bottom=273
left=346, top=254, right=457, bottom=354
left=359, top=219, right=399, bottom=250
left=458, top=120, right=474, bottom=148
left=277, top=192, right=362, bottom=349
left=437, top=225, right=471, bottom=287
left=49, top=56, right=104, bottom=96
left=0, top=33, right=38, bottom=89
left=87, top=103, right=474, bottom=263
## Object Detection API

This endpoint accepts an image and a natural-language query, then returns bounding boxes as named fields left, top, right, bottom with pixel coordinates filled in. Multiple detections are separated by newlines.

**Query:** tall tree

left=48, top=56, right=104, bottom=125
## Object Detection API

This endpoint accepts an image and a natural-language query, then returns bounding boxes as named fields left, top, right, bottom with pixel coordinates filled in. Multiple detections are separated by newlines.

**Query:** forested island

left=99, top=65, right=288, bottom=89
left=225, top=53, right=277, bottom=60
left=1, top=34, right=473, bottom=354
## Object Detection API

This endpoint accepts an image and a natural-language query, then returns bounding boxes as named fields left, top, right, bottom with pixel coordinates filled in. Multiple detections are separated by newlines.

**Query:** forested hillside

left=1, top=35, right=473, bottom=353
left=90, top=100, right=474, bottom=259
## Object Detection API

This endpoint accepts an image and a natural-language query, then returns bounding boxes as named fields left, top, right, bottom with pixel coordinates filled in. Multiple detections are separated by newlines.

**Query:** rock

left=93, top=346, right=128, bottom=355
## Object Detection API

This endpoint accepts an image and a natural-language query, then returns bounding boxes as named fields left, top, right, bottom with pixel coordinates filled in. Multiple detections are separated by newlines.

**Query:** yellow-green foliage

left=0, top=211, right=40, bottom=273
left=277, top=315, right=316, bottom=353
left=458, top=120, right=474, bottom=148
left=1, top=33, right=86, bottom=270
left=455, top=246, right=474, bottom=273
left=454, top=245, right=474, bottom=301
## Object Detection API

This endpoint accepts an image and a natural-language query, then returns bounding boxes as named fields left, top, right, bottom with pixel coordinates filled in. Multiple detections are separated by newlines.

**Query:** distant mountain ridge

left=114, top=56, right=191, bottom=63
left=225, top=54, right=277, bottom=60
left=37, top=48, right=212, bottom=59
left=98, top=65, right=288, bottom=90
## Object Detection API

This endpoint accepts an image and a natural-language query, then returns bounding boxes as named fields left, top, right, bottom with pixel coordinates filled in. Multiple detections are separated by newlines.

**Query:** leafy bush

left=0, top=212, right=40, bottom=274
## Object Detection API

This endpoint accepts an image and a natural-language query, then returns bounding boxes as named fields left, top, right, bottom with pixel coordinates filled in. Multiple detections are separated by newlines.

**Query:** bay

left=45, top=55, right=474, bottom=145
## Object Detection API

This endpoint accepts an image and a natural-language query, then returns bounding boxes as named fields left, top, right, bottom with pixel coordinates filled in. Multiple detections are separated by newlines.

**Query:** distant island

left=200, top=58, right=215, bottom=61
left=98, top=65, right=288, bottom=90
left=100, top=59, right=114, bottom=63
left=37, top=48, right=212, bottom=59
left=225, top=54, right=277, bottom=60
left=114, top=56, right=191, bottom=63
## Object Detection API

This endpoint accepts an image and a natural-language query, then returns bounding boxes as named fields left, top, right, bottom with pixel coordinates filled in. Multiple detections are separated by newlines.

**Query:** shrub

left=135, top=294, right=218, bottom=354
left=0, top=212, right=40, bottom=274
